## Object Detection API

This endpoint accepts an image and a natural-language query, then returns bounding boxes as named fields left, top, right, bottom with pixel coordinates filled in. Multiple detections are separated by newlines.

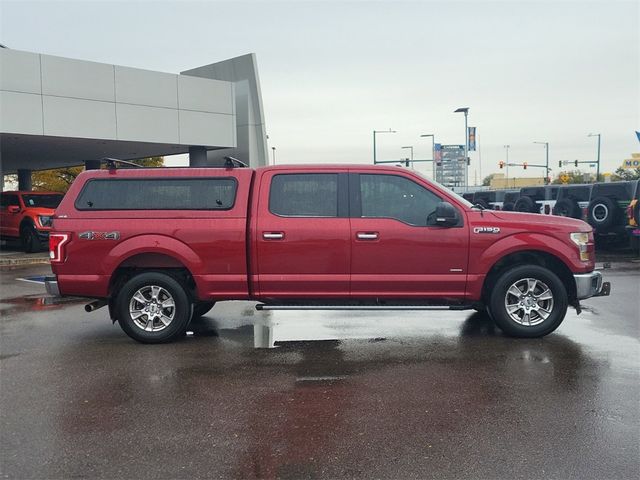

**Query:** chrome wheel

left=504, top=277, right=554, bottom=327
left=129, top=285, right=176, bottom=332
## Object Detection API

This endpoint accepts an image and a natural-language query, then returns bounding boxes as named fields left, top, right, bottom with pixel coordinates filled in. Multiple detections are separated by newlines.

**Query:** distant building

left=1, top=48, right=268, bottom=190
left=490, top=174, right=545, bottom=189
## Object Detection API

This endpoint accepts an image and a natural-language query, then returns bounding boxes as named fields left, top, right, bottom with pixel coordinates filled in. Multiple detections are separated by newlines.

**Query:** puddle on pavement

left=0, top=295, right=85, bottom=315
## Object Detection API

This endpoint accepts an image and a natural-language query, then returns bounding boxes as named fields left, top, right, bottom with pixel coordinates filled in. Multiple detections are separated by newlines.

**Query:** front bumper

left=574, top=271, right=610, bottom=300
left=44, top=276, right=60, bottom=296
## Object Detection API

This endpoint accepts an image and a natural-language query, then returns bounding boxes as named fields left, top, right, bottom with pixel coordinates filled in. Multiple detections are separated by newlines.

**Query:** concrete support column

left=84, top=160, right=101, bottom=170
left=189, top=146, right=208, bottom=167
left=17, top=169, right=32, bottom=191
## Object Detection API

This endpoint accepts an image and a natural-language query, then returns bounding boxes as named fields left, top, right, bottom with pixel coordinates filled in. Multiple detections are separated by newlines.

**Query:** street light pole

left=454, top=107, right=470, bottom=188
left=504, top=145, right=510, bottom=188
left=534, top=141, right=549, bottom=184
left=420, top=134, right=435, bottom=179
left=588, top=133, right=601, bottom=181
left=373, top=129, right=396, bottom=164
left=271, top=146, right=276, bottom=165
left=401, top=146, right=414, bottom=168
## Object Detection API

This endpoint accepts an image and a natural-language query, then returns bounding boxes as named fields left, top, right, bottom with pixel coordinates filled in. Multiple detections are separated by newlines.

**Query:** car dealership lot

left=1, top=264, right=638, bottom=479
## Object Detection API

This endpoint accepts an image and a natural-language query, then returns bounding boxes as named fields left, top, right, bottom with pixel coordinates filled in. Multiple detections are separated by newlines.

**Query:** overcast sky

left=1, top=0, right=638, bottom=181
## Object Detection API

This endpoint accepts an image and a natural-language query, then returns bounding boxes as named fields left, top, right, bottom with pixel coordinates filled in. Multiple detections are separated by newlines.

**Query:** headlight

left=570, top=232, right=590, bottom=261
left=39, top=215, right=53, bottom=227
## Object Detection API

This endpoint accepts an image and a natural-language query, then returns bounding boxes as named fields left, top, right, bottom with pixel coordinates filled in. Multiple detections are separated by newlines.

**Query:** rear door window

left=269, top=174, right=339, bottom=217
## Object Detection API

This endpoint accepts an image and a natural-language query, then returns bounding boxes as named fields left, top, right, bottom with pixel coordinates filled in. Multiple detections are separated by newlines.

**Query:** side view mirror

left=7, top=205, right=21, bottom=214
left=434, top=202, right=458, bottom=227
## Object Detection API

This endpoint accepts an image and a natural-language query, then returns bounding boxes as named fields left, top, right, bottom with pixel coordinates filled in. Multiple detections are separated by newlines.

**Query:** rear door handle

left=263, top=232, right=284, bottom=240
left=356, top=232, right=378, bottom=240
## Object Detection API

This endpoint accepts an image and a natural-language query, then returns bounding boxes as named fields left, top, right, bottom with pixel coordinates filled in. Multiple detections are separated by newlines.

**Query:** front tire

left=489, top=265, right=568, bottom=338
left=116, top=272, right=192, bottom=343
left=21, top=225, right=41, bottom=253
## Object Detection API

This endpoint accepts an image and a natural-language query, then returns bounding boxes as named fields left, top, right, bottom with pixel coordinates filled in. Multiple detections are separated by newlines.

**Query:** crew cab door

left=349, top=172, right=469, bottom=299
left=254, top=170, right=350, bottom=298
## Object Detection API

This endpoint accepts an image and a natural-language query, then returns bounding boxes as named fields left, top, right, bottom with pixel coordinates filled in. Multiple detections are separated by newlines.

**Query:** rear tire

left=116, top=272, right=192, bottom=343
left=489, top=265, right=568, bottom=338
left=514, top=196, right=537, bottom=213
left=553, top=198, right=579, bottom=218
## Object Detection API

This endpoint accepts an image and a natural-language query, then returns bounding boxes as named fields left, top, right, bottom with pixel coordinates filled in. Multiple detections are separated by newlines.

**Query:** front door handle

left=263, top=232, right=284, bottom=240
left=356, top=232, right=379, bottom=240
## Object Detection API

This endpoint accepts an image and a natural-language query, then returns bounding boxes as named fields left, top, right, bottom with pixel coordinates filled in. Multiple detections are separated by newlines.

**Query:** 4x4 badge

left=474, top=227, right=500, bottom=234
left=79, top=231, right=120, bottom=240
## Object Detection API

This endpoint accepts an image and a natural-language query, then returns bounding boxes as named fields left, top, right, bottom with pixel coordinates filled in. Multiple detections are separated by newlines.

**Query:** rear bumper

left=574, top=271, right=610, bottom=300
left=44, top=276, right=60, bottom=296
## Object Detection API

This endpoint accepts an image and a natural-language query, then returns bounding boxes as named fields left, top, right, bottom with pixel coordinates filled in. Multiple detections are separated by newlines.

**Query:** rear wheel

left=514, top=196, right=537, bottom=213
left=553, top=198, right=579, bottom=218
left=20, top=225, right=41, bottom=253
left=116, top=272, right=191, bottom=343
left=489, top=265, right=568, bottom=338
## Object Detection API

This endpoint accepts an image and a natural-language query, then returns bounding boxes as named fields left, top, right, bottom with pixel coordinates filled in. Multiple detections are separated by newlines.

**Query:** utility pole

left=588, top=133, right=601, bottom=181
left=504, top=145, right=510, bottom=188
left=271, top=146, right=276, bottom=165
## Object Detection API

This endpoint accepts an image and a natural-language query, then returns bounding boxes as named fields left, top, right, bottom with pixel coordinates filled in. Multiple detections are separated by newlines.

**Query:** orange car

left=0, top=191, right=64, bottom=252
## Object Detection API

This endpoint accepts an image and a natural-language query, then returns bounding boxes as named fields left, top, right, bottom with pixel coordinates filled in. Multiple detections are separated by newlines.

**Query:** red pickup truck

left=46, top=163, right=610, bottom=343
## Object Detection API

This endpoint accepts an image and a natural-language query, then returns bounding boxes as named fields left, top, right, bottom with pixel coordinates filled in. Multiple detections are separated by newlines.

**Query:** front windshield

left=411, top=170, right=474, bottom=208
left=21, top=194, right=63, bottom=209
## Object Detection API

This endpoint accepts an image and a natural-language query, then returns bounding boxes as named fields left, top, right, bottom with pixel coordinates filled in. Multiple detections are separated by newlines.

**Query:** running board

left=255, top=304, right=473, bottom=311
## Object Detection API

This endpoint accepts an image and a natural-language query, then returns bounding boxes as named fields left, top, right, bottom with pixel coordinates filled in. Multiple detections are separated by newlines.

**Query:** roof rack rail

left=224, top=156, right=249, bottom=168
left=102, top=157, right=145, bottom=169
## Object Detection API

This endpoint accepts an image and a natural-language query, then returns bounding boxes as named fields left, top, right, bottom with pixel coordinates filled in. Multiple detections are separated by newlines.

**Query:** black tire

left=514, top=196, right=537, bottom=213
left=192, top=301, right=215, bottom=319
left=587, top=196, right=616, bottom=230
left=20, top=225, right=41, bottom=253
left=488, top=265, right=568, bottom=338
left=553, top=198, right=580, bottom=218
left=116, top=272, right=192, bottom=344
left=502, top=202, right=515, bottom=211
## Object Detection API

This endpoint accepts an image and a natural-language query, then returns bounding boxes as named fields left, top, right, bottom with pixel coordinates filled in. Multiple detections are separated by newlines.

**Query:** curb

left=0, top=257, right=51, bottom=270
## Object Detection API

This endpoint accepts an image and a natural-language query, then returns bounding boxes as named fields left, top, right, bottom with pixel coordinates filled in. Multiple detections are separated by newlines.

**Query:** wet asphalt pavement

left=1, top=263, right=639, bottom=480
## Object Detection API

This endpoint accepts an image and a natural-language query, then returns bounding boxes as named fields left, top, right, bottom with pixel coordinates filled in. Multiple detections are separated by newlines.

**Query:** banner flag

left=434, top=143, right=442, bottom=164
left=468, top=127, right=476, bottom=151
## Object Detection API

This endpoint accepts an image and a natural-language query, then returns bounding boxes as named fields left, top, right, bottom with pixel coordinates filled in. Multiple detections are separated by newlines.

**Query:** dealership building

left=0, top=47, right=268, bottom=191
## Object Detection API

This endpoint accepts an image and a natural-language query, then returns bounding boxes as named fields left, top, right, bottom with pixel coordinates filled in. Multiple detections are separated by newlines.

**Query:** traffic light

left=523, top=162, right=528, bottom=170
left=574, top=160, right=578, bottom=167
left=499, top=161, right=504, bottom=169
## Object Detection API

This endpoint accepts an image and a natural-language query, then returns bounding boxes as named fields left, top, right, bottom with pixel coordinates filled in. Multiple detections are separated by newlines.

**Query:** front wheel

left=21, top=225, right=42, bottom=253
left=116, top=272, right=192, bottom=343
left=489, top=265, right=568, bottom=338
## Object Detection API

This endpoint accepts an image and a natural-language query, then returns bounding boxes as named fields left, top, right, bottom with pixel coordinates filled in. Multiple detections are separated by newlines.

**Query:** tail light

left=49, top=233, right=70, bottom=263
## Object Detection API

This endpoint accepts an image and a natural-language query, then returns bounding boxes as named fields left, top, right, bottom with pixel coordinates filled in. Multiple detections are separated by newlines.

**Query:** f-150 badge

left=474, top=227, right=500, bottom=234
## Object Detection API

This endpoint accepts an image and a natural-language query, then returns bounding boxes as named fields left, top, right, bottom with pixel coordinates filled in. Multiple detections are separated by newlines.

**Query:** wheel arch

left=481, top=250, right=576, bottom=304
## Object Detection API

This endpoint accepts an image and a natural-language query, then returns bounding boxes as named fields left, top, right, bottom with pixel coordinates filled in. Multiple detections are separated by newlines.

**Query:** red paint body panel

left=51, top=164, right=596, bottom=304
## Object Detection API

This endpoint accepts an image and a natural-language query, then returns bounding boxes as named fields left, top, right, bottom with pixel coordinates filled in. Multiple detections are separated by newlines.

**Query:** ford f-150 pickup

left=46, top=162, right=610, bottom=343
